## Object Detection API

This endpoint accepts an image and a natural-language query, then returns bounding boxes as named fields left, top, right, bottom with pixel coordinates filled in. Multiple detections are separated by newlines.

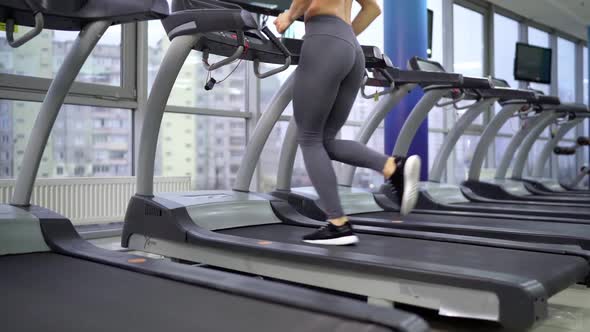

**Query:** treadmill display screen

left=514, top=43, right=552, bottom=84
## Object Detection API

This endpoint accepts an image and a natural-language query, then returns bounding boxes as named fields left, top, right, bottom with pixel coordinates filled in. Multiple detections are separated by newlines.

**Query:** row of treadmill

left=1, top=0, right=589, bottom=331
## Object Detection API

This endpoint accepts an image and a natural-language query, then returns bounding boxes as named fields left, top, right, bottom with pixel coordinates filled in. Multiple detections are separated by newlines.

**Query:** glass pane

left=557, top=154, right=577, bottom=184
left=155, top=114, right=246, bottom=190
left=0, top=100, right=131, bottom=178
left=428, top=131, right=444, bottom=179
left=453, top=6, right=484, bottom=77
left=494, top=136, right=511, bottom=170
left=494, top=14, right=519, bottom=88
left=337, top=125, right=385, bottom=190
left=557, top=38, right=576, bottom=103
left=428, top=0, right=444, bottom=64
left=452, top=134, right=480, bottom=184
left=148, top=21, right=246, bottom=110
left=427, top=0, right=445, bottom=130
left=259, top=121, right=311, bottom=192
left=0, top=27, right=121, bottom=86
left=453, top=5, right=484, bottom=125
left=525, top=139, right=550, bottom=177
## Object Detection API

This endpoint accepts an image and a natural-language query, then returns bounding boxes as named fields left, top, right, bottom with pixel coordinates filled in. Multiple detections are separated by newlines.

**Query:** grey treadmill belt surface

left=452, top=202, right=590, bottom=219
left=0, top=252, right=390, bottom=332
left=220, top=224, right=583, bottom=296
left=351, top=211, right=590, bottom=248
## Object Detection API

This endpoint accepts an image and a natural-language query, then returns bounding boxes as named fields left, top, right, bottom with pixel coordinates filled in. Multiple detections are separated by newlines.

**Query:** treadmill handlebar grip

left=461, top=76, right=493, bottom=89
left=6, top=12, right=44, bottom=48
left=577, top=137, right=590, bottom=146
left=536, top=95, right=561, bottom=105
left=261, top=26, right=292, bottom=58
left=554, top=146, right=577, bottom=155
left=253, top=26, right=292, bottom=79
left=395, top=70, right=464, bottom=86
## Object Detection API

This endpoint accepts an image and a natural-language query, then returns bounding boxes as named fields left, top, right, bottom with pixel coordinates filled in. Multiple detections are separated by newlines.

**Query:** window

left=0, top=101, right=132, bottom=179
left=557, top=38, right=576, bottom=103
left=148, top=16, right=245, bottom=110
left=343, top=125, right=386, bottom=190
left=74, top=166, right=86, bottom=176
left=494, top=14, right=521, bottom=137
left=453, top=134, right=480, bottom=184
left=427, top=0, right=445, bottom=131
left=428, top=132, right=445, bottom=177
left=454, top=5, right=485, bottom=126
left=0, top=26, right=122, bottom=85
left=156, top=114, right=246, bottom=190
left=525, top=139, right=551, bottom=178
left=56, top=167, right=63, bottom=175
left=259, top=121, right=311, bottom=192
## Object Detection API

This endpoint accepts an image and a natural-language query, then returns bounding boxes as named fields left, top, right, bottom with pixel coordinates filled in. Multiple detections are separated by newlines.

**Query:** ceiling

left=486, top=0, right=590, bottom=41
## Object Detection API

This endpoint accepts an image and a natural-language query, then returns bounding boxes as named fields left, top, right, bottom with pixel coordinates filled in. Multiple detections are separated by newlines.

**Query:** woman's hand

left=274, top=11, right=294, bottom=34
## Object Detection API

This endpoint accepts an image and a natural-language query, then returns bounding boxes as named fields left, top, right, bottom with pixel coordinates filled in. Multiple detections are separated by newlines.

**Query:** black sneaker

left=388, top=155, right=421, bottom=216
left=302, top=222, right=359, bottom=246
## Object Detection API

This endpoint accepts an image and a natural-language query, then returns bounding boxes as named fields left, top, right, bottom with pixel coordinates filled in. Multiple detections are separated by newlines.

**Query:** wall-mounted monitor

left=514, top=42, right=552, bottom=84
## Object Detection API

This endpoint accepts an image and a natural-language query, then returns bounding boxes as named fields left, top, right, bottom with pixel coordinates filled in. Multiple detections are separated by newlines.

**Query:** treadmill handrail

left=6, top=12, right=44, bottom=48
left=253, top=26, right=292, bottom=78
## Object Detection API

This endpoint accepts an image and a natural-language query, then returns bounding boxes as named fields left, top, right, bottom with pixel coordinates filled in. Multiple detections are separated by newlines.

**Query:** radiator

left=0, top=177, right=191, bottom=225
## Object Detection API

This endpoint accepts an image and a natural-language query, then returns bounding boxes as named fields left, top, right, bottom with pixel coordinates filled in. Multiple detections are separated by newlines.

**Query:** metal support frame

left=430, top=98, right=496, bottom=182
left=11, top=20, right=112, bottom=206
left=392, top=89, right=449, bottom=156
left=233, top=73, right=295, bottom=192
left=494, top=114, right=547, bottom=179
left=136, top=34, right=201, bottom=196
left=532, top=119, right=584, bottom=178
left=467, top=103, right=522, bottom=181
left=512, top=112, right=561, bottom=179
left=276, top=118, right=298, bottom=191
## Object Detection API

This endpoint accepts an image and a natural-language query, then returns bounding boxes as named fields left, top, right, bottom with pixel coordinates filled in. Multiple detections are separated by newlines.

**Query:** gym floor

left=92, top=237, right=590, bottom=332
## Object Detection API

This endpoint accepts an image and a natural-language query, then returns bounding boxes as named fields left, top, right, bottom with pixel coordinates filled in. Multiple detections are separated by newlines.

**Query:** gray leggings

left=293, top=15, right=389, bottom=219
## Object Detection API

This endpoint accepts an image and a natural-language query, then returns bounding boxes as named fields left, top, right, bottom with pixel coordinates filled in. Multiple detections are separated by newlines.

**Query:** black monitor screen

left=514, top=42, right=552, bottom=84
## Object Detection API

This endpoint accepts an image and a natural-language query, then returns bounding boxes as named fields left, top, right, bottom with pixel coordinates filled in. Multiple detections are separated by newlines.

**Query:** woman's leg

left=293, top=35, right=355, bottom=221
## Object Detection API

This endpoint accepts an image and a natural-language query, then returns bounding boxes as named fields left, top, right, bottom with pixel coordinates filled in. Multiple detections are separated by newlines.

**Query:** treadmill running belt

left=454, top=202, right=590, bottom=216
left=0, top=253, right=390, bottom=332
left=353, top=211, right=590, bottom=238
left=221, top=224, right=585, bottom=296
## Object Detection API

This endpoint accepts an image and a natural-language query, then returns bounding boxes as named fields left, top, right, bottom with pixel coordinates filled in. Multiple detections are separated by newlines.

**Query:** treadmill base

left=128, top=234, right=501, bottom=322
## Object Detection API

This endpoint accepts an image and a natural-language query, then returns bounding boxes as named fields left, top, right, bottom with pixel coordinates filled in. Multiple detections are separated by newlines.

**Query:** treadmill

left=522, top=136, right=590, bottom=195
left=267, top=59, right=590, bottom=251
left=0, top=2, right=428, bottom=332
left=462, top=102, right=590, bottom=204
left=123, top=2, right=590, bottom=329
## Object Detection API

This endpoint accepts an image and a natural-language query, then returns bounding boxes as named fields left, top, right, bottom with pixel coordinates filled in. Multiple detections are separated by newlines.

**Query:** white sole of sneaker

left=303, top=235, right=359, bottom=246
left=400, top=155, right=421, bottom=216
